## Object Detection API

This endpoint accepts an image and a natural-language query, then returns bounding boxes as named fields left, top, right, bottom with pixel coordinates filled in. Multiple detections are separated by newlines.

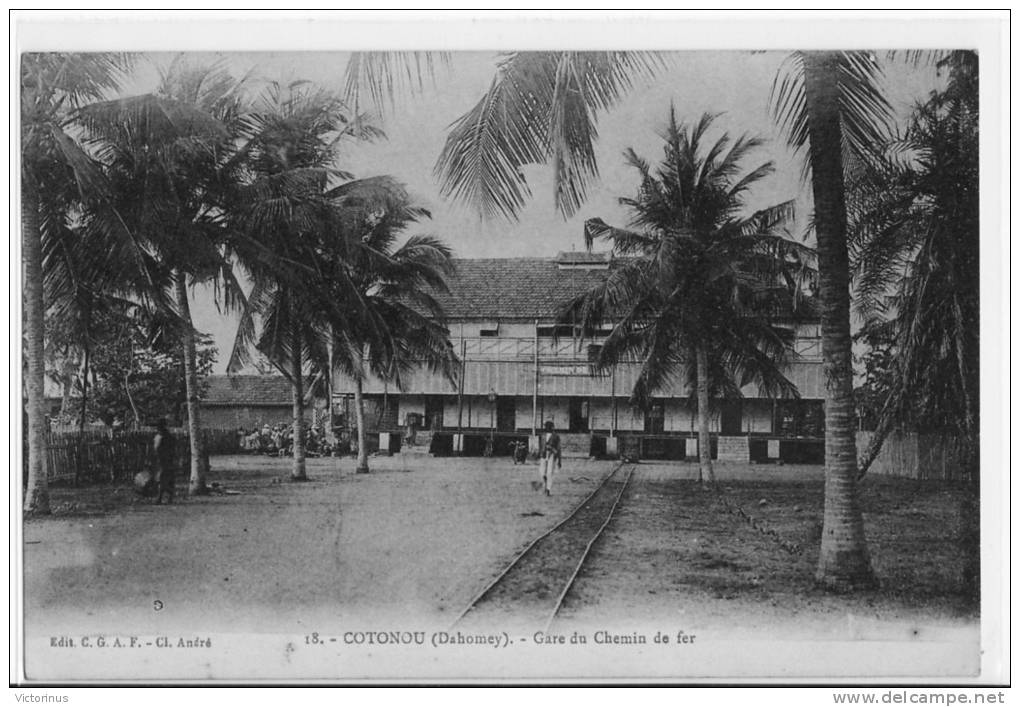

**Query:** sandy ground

left=20, top=455, right=981, bottom=681
left=23, top=454, right=617, bottom=637
left=555, top=463, right=977, bottom=640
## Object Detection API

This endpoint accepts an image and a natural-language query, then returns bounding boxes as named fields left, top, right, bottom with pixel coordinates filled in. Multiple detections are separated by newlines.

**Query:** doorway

left=568, top=397, right=590, bottom=432
left=496, top=397, right=516, bottom=432
left=720, top=399, right=743, bottom=435
left=424, top=395, right=444, bottom=430
left=644, top=400, right=664, bottom=434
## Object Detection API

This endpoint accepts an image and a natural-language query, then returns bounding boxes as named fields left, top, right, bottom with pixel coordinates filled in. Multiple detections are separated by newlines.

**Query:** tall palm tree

left=229, top=173, right=458, bottom=477
left=226, top=81, right=384, bottom=480
left=21, top=52, right=133, bottom=513
left=850, top=51, right=978, bottom=479
left=327, top=182, right=459, bottom=475
left=75, top=58, right=250, bottom=495
left=771, top=51, right=893, bottom=589
left=848, top=52, right=979, bottom=597
left=561, top=110, right=812, bottom=482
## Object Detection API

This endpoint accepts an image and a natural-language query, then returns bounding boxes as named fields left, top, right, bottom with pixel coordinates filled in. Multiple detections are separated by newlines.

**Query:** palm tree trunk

left=696, top=345, right=714, bottom=484
left=125, top=370, right=141, bottom=429
left=803, top=51, right=875, bottom=590
left=354, top=376, right=369, bottom=474
left=290, top=323, right=307, bottom=481
left=76, top=341, right=90, bottom=483
left=174, top=270, right=208, bottom=496
left=325, top=325, right=336, bottom=446
left=59, top=349, right=76, bottom=418
left=23, top=182, right=50, bottom=514
left=60, top=375, right=73, bottom=418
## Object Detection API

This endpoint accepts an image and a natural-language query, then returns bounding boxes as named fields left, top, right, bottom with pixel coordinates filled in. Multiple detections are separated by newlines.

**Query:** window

left=478, top=321, right=500, bottom=337
left=537, top=324, right=574, bottom=338
left=774, top=400, right=824, bottom=437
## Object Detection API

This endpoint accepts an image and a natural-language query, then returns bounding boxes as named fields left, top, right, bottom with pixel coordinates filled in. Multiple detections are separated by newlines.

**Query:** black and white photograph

left=11, top=11, right=1009, bottom=689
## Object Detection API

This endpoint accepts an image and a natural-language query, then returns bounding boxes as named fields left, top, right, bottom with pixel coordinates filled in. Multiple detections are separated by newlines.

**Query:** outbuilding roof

left=203, top=375, right=293, bottom=407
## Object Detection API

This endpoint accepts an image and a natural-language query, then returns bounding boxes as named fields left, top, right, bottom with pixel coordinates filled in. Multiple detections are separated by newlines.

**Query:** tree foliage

left=46, top=305, right=216, bottom=428
left=850, top=51, right=979, bottom=478
left=433, top=52, right=663, bottom=221
left=561, top=109, right=813, bottom=481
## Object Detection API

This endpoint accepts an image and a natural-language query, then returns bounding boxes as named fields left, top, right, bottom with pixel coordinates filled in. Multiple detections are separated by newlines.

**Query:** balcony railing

left=460, top=336, right=585, bottom=360
left=457, top=336, right=823, bottom=362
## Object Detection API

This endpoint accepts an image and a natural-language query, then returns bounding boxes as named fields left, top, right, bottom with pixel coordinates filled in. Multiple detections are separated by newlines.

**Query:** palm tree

left=560, top=110, right=812, bottom=483
left=21, top=52, right=133, bottom=513
left=851, top=51, right=978, bottom=479
left=848, top=52, right=979, bottom=596
left=226, top=81, right=384, bottom=480
left=327, top=182, right=459, bottom=475
left=771, top=51, right=894, bottom=589
left=229, top=172, right=459, bottom=477
left=75, top=58, right=250, bottom=495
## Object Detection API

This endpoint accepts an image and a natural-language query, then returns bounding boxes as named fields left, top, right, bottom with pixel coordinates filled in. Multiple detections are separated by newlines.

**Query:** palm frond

left=771, top=51, right=893, bottom=180
left=434, top=58, right=549, bottom=221
left=343, top=51, right=451, bottom=114
left=436, top=51, right=662, bottom=221
left=584, top=217, right=660, bottom=255
left=769, top=52, right=809, bottom=158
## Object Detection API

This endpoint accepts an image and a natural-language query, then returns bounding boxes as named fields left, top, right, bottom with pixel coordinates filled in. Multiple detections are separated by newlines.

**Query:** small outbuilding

left=201, top=375, right=294, bottom=431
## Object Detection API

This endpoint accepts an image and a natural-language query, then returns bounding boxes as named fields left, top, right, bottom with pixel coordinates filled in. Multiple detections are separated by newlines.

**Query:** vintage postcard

left=11, top=11, right=1009, bottom=687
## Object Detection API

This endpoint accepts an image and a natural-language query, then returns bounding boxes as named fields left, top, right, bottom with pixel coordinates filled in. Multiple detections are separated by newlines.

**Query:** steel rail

left=542, top=462, right=637, bottom=633
left=451, top=461, right=627, bottom=629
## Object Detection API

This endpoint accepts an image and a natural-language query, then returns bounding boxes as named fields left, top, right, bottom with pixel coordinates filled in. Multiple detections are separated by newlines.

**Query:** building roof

left=203, top=375, right=293, bottom=407
left=432, top=256, right=819, bottom=322
left=553, top=250, right=611, bottom=266
left=434, top=257, right=619, bottom=320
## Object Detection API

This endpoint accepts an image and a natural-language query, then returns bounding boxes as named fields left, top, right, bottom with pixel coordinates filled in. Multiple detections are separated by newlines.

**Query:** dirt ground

left=554, top=463, right=978, bottom=642
left=23, top=454, right=617, bottom=637
left=21, top=454, right=980, bottom=679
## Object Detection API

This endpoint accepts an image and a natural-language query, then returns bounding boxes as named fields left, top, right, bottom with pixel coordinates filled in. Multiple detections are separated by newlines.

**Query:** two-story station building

left=331, top=251, right=825, bottom=463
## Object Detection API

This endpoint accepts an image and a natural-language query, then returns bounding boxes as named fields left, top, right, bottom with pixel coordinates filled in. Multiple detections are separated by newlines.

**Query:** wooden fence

left=30, top=427, right=241, bottom=486
left=857, top=431, right=967, bottom=481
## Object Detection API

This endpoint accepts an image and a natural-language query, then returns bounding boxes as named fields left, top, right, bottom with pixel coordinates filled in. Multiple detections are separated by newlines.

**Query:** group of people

left=146, top=418, right=565, bottom=502
left=237, top=423, right=350, bottom=458
left=235, top=418, right=565, bottom=495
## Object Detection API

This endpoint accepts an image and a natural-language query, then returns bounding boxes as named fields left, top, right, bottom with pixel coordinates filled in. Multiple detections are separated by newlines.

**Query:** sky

left=120, top=51, right=944, bottom=373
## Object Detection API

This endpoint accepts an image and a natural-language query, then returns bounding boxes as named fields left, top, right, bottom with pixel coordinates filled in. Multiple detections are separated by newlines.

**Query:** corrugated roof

left=204, top=375, right=292, bottom=406
left=434, top=258, right=617, bottom=320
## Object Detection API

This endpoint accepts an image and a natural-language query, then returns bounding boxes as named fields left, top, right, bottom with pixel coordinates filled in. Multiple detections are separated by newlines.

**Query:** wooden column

left=611, top=365, right=617, bottom=436
left=532, top=318, right=539, bottom=435
left=457, top=338, right=466, bottom=432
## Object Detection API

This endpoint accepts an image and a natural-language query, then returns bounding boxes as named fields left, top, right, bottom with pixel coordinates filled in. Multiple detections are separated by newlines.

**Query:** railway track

left=453, top=462, right=636, bottom=633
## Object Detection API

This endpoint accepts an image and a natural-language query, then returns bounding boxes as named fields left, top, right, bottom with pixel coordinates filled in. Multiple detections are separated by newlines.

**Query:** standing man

left=539, top=420, right=561, bottom=496
left=153, top=419, right=177, bottom=505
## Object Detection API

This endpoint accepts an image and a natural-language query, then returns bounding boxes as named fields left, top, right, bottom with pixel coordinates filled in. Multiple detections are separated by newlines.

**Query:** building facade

left=332, top=253, right=824, bottom=461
